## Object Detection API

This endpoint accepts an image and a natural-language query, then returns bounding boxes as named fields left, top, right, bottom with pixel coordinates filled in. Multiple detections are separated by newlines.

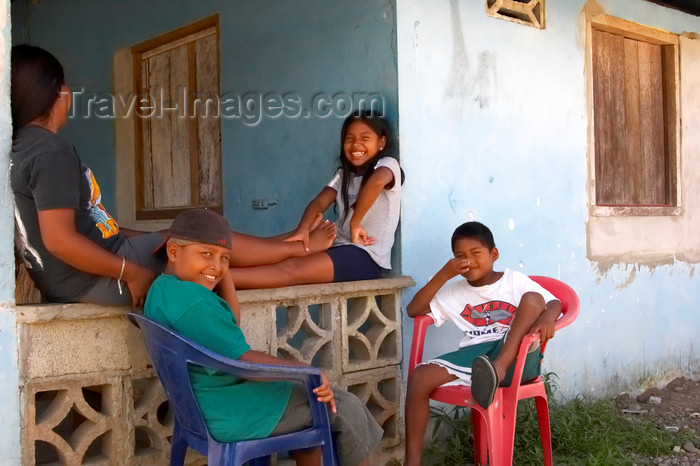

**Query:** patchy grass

left=423, top=373, right=700, bottom=466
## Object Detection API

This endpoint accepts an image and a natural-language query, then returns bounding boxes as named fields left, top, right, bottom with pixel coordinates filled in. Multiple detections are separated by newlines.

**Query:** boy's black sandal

left=471, top=355, right=500, bottom=409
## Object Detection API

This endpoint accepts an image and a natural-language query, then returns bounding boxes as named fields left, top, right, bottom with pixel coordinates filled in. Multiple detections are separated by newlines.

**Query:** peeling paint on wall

left=592, top=255, right=675, bottom=281
left=614, top=266, right=637, bottom=290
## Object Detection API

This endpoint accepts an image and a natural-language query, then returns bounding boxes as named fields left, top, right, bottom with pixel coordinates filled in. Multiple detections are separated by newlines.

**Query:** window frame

left=586, top=12, right=681, bottom=218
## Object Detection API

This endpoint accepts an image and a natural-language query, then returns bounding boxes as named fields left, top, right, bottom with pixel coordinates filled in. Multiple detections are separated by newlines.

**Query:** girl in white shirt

left=229, top=110, right=402, bottom=289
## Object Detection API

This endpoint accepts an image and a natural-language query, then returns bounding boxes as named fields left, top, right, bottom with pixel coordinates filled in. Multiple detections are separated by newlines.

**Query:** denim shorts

left=326, top=244, right=384, bottom=282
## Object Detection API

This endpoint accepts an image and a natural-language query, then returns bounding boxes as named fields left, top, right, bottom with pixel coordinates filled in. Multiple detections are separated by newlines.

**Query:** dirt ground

left=614, top=377, right=700, bottom=465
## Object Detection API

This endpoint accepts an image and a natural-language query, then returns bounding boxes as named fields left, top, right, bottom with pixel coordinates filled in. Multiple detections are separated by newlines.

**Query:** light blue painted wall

left=397, top=0, right=700, bottom=399
left=11, top=0, right=399, bottom=237
left=1, top=0, right=22, bottom=460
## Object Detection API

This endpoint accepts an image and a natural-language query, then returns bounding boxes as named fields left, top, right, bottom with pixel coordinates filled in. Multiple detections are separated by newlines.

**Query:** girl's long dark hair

left=337, top=110, right=394, bottom=224
left=11, top=45, right=64, bottom=132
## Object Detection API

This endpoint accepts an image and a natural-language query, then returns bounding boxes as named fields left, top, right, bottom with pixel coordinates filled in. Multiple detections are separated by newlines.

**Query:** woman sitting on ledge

left=10, top=45, right=336, bottom=307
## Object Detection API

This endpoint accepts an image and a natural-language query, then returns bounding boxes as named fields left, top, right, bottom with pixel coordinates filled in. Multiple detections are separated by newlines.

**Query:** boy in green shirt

left=144, top=209, right=382, bottom=465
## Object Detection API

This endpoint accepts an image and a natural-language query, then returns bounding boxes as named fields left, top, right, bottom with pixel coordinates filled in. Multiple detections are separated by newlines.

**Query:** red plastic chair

left=407, top=276, right=580, bottom=466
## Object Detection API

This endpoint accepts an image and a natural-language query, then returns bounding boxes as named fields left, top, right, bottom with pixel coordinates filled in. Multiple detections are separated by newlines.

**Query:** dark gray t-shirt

left=11, top=125, right=124, bottom=302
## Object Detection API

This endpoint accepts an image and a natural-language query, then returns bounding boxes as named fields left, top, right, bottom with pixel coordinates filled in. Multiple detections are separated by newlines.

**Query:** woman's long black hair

left=337, top=110, right=394, bottom=224
left=11, top=45, right=64, bottom=132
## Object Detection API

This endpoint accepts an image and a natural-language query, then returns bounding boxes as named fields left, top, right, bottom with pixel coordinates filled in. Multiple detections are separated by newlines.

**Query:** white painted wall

left=397, top=0, right=700, bottom=399
left=0, top=0, right=21, bottom=461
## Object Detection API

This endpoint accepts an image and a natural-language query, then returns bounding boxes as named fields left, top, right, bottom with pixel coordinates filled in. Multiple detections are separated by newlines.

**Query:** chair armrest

left=554, top=300, right=579, bottom=331
left=129, top=313, right=322, bottom=383
left=188, top=352, right=322, bottom=382
left=519, top=332, right=540, bottom=356
left=503, top=331, right=544, bottom=388
left=193, top=354, right=329, bottom=428
left=408, top=314, right=435, bottom=376
left=530, top=275, right=580, bottom=332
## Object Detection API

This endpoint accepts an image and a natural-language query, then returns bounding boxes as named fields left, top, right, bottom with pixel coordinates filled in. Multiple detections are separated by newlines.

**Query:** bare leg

left=490, top=291, right=546, bottom=381
left=405, top=363, right=458, bottom=466
left=229, top=221, right=335, bottom=268
left=229, top=231, right=307, bottom=267
left=229, top=253, right=335, bottom=289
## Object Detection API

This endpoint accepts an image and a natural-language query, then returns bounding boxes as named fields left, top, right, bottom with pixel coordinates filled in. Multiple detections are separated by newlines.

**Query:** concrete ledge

left=237, top=276, right=415, bottom=303
left=15, top=276, right=416, bottom=321
left=16, top=303, right=128, bottom=324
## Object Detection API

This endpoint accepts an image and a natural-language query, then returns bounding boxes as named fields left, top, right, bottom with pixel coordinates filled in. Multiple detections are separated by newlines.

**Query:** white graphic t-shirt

left=429, top=269, right=558, bottom=348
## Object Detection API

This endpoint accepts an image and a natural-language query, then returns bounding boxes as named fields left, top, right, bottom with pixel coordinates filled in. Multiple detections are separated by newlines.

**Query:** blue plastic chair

left=128, top=313, right=337, bottom=466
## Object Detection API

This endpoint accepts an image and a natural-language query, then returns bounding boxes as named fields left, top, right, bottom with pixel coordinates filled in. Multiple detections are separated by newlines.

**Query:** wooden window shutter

left=591, top=26, right=676, bottom=207
left=132, top=16, right=222, bottom=220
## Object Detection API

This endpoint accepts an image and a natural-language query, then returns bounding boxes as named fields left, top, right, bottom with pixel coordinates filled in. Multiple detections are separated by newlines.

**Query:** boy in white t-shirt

left=403, top=222, right=562, bottom=465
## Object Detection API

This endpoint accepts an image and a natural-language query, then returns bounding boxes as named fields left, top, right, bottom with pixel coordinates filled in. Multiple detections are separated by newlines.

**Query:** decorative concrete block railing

left=17, top=276, right=414, bottom=465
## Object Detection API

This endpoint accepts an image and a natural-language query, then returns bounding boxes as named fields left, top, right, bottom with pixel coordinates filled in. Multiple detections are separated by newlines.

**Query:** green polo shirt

left=144, top=274, right=293, bottom=442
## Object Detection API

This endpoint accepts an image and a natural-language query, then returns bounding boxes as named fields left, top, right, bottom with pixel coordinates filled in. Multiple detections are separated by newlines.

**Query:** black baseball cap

left=154, top=208, right=232, bottom=254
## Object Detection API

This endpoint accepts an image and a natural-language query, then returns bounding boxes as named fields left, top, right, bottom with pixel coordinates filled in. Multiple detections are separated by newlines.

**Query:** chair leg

left=209, top=442, right=240, bottom=466
left=169, top=435, right=188, bottom=466
left=534, top=395, right=553, bottom=466
left=321, top=443, right=337, bottom=466
left=485, top=404, right=517, bottom=466
left=471, top=409, right=488, bottom=466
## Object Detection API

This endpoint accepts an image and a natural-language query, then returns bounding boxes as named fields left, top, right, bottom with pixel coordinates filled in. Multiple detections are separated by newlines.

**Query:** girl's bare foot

left=308, top=212, right=324, bottom=232
left=279, top=213, right=323, bottom=244
left=308, top=220, right=336, bottom=254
